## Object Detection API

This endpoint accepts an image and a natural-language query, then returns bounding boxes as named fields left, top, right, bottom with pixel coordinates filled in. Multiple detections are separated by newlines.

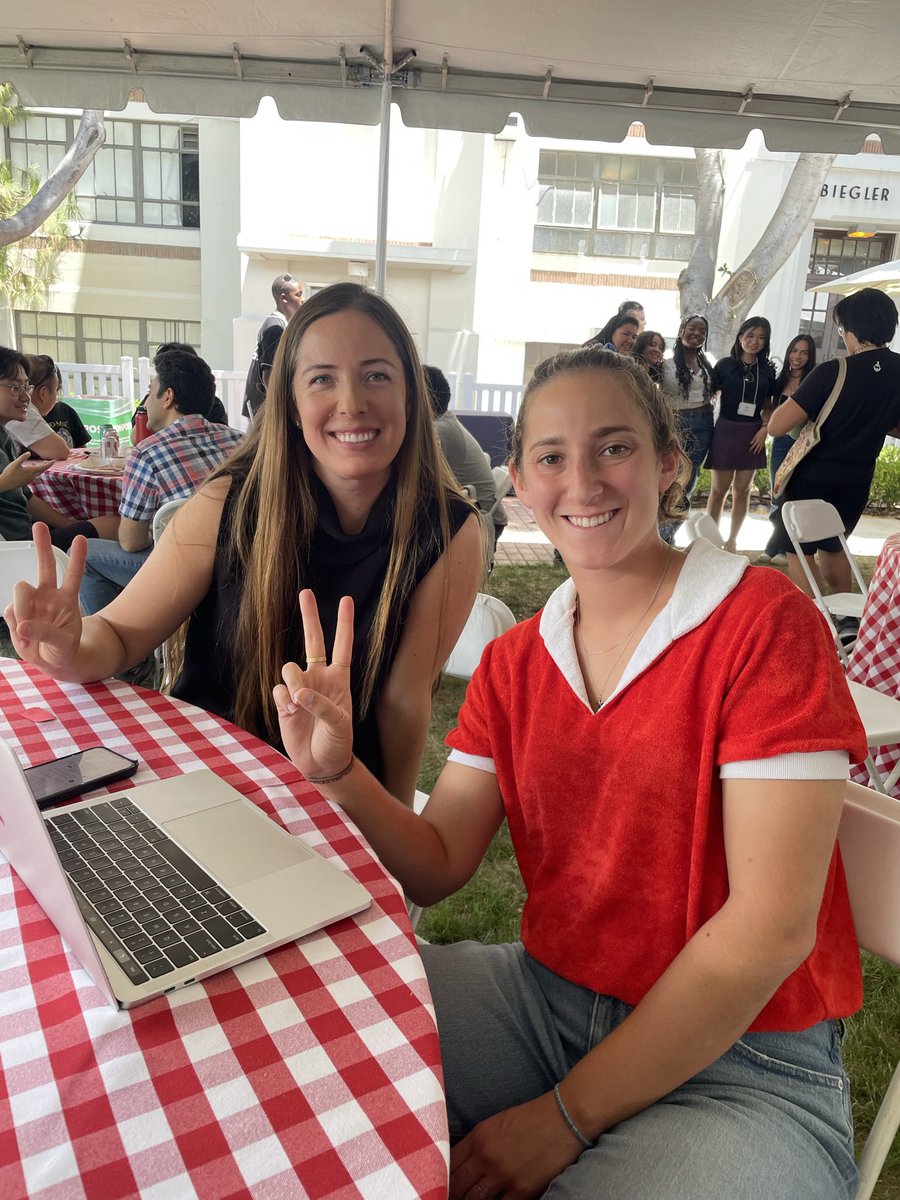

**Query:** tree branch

left=0, top=110, right=105, bottom=247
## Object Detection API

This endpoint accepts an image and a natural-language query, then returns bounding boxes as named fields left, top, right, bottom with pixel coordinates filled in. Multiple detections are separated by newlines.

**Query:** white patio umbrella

left=810, top=259, right=900, bottom=300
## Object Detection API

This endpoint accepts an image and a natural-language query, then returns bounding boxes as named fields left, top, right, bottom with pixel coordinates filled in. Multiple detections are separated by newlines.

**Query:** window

left=15, top=311, right=202, bottom=364
left=534, top=150, right=697, bottom=260
left=6, top=116, right=200, bottom=228
left=800, top=230, right=895, bottom=353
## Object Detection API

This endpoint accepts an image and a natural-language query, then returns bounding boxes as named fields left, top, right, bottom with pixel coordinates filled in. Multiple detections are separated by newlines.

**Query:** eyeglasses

left=0, top=381, right=34, bottom=397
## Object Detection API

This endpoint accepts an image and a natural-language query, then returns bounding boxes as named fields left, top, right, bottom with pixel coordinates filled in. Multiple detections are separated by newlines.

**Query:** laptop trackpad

left=163, top=802, right=311, bottom=887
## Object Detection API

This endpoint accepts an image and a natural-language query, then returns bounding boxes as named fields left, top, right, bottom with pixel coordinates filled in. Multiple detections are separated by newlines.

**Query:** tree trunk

left=0, top=110, right=105, bottom=247
left=680, top=151, right=835, bottom=358
left=677, top=149, right=725, bottom=318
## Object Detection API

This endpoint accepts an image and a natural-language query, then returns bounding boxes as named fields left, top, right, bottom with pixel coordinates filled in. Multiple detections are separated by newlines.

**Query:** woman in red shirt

left=274, top=345, right=865, bottom=1200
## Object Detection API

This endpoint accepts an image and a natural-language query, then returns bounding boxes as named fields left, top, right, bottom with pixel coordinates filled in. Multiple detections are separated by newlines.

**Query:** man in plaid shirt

left=80, top=350, right=243, bottom=614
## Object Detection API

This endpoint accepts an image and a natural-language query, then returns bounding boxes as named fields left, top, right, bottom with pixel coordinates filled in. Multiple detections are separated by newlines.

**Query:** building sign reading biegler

left=821, top=182, right=890, bottom=201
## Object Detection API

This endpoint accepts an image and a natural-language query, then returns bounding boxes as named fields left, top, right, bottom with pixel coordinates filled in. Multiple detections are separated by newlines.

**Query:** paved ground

left=494, top=497, right=900, bottom=567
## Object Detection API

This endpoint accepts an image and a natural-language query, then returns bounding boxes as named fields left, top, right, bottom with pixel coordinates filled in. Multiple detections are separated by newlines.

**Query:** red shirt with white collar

left=447, top=540, right=867, bottom=1031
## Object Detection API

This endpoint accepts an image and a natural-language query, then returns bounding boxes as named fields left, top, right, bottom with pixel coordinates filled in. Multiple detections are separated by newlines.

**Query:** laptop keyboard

left=45, top=796, right=267, bottom=986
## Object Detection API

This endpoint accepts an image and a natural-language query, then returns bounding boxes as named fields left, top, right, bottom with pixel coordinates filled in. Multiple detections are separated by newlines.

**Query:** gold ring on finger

left=306, top=656, right=327, bottom=665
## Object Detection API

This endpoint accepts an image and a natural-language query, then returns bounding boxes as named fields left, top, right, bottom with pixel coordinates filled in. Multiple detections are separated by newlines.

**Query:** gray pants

left=421, top=941, right=858, bottom=1200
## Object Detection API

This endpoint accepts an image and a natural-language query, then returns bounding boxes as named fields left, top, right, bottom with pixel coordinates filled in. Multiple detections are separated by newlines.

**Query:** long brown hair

left=211, top=283, right=474, bottom=740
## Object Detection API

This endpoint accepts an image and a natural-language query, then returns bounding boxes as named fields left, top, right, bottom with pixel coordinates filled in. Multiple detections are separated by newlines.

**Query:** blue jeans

left=675, top=406, right=715, bottom=502
left=80, top=538, right=152, bottom=615
left=421, top=942, right=857, bottom=1199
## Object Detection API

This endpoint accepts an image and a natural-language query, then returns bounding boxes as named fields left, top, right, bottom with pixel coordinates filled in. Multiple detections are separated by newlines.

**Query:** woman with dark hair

left=5, top=284, right=484, bottom=805
left=587, top=313, right=640, bottom=355
left=706, top=316, right=776, bottom=552
left=25, top=355, right=90, bottom=451
left=659, top=314, right=716, bottom=503
left=768, top=288, right=900, bottom=597
left=757, top=334, right=816, bottom=563
left=277, top=343, right=865, bottom=1200
left=633, top=331, right=666, bottom=384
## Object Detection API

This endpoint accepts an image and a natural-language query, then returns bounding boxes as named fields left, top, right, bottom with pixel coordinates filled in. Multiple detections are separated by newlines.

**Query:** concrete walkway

left=494, top=498, right=900, bottom=567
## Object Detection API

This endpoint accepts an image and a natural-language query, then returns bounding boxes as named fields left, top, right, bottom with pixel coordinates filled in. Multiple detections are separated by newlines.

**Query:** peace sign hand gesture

left=3, top=521, right=86, bottom=674
left=273, top=590, right=355, bottom=784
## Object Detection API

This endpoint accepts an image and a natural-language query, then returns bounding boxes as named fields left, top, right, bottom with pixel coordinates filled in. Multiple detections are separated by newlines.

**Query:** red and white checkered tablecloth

left=29, top=457, right=124, bottom=522
left=848, top=532, right=900, bottom=795
left=0, top=659, right=448, bottom=1200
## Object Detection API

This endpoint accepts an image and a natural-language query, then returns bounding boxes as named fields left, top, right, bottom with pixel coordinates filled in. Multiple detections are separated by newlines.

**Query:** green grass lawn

left=417, top=555, right=900, bottom=1198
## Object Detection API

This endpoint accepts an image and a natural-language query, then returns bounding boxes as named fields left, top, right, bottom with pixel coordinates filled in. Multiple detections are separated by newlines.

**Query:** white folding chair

left=847, top=681, right=900, bottom=795
left=684, top=512, right=726, bottom=550
left=837, top=781, right=900, bottom=1200
left=444, top=592, right=517, bottom=680
left=781, top=501, right=868, bottom=662
left=151, top=497, right=187, bottom=544
left=0, top=542, right=69, bottom=613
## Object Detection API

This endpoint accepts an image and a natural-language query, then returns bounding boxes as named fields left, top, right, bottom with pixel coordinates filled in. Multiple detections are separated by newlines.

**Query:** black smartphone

left=24, top=747, right=139, bottom=810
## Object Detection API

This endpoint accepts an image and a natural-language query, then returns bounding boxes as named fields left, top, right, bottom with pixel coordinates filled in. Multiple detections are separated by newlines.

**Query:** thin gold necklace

left=575, top=551, right=673, bottom=709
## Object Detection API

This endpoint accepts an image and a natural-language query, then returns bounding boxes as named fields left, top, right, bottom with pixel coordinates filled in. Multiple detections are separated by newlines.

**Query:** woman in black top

left=768, top=288, right=900, bottom=597
left=705, top=316, right=776, bottom=552
left=759, top=335, right=816, bottom=562
left=5, top=285, right=485, bottom=806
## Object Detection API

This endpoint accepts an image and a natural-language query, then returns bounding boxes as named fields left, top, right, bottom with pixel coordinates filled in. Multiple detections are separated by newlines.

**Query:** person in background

left=0, top=344, right=69, bottom=461
left=758, top=334, right=817, bottom=564
left=131, top=341, right=229, bottom=444
left=7, top=284, right=483, bottom=807
left=633, top=330, right=666, bottom=385
left=80, top=348, right=244, bottom=614
left=242, top=273, right=303, bottom=420
left=0, top=348, right=118, bottom=549
left=425, top=364, right=506, bottom=559
left=768, top=289, right=900, bottom=598
left=274, top=344, right=865, bottom=1200
left=617, top=298, right=645, bottom=332
left=586, top=313, right=640, bottom=355
left=257, top=324, right=286, bottom=401
left=23, top=355, right=90, bottom=451
left=659, top=314, right=716, bottom=506
left=706, top=316, right=776, bottom=553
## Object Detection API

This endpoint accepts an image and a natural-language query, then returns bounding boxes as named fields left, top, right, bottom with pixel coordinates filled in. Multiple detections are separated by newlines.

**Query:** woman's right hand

left=0, top=452, right=51, bottom=492
left=3, top=522, right=86, bottom=673
left=273, top=590, right=356, bottom=784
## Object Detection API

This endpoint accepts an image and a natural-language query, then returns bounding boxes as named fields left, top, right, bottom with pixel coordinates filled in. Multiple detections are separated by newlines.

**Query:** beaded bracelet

left=306, top=757, right=355, bottom=785
left=553, top=1083, right=594, bottom=1150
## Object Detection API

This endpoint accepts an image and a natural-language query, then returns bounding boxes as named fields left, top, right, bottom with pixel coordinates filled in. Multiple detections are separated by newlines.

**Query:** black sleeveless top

left=172, top=472, right=472, bottom=780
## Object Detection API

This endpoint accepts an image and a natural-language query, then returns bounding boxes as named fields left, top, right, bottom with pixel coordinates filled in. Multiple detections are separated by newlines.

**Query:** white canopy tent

left=4, top=1, right=900, bottom=288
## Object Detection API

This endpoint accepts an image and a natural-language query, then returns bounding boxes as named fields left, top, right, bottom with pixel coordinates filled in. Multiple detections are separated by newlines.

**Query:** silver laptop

left=0, top=738, right=371, bottom=1009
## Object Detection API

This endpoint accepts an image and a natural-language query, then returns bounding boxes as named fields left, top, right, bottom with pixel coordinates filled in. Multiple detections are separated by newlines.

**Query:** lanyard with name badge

left=737, top=362, right=760, bottom=417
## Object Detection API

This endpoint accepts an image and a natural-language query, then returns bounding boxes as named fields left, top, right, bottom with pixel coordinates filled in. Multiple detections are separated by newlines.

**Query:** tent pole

left=374, top=0, right=394, bottom=296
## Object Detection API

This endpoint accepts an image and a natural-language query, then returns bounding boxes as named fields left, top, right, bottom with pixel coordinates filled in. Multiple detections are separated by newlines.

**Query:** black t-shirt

left=712, top=357, right=776, bottom=422
left=173, top=473, right=472, bottom=778
left=794, top=349, right=900, bottom=472
left=42, top=401, right=91, bottom=450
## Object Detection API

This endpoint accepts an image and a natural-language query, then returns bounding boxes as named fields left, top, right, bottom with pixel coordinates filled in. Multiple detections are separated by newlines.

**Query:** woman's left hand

left=449, top=1093, right=585, bottom=1200
left=273, top=589, right=355, bottom=780
left=750, top=425, right=768, bottom=454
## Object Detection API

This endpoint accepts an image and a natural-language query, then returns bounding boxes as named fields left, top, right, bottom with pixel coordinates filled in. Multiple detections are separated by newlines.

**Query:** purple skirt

left=706, top=416, right=766, bottom=471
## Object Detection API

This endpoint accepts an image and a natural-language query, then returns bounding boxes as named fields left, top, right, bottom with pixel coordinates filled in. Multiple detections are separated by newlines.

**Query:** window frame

left=14, top=311, right=203, bottom=365
left=5, top=115, right=200, bottom=229
left=534, top=149, right=698, bottom=261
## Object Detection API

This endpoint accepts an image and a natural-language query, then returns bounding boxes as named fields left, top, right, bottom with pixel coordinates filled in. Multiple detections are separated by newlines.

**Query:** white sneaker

left=756, top=552, right=773, bottom=564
